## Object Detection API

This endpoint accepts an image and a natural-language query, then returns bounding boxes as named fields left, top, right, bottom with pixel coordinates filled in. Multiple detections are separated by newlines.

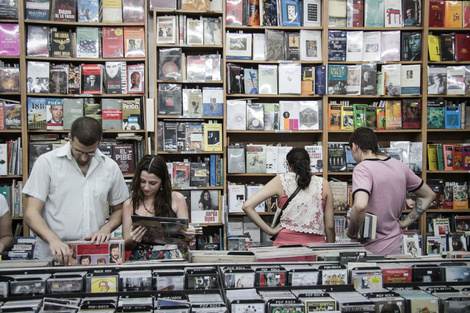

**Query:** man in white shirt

left=0, top=196, right=13, bottom=254
left=23, top=117, right=129, bottom=265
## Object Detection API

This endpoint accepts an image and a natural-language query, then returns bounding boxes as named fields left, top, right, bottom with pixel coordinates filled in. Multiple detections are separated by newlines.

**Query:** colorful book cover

left=27, top=97, right=46, bottom=130
left=45, top=98, right=64, bottom=130
left=77, top=0, right=99, bottom=22
left=401, top=99, right=421, bottom=129
left=327, top=64, right=347, bottom=95
left=385, top=100, right=402, bottom=130
left=226, top=0, right=243, bottom=25
left=102, top=27, right=124, bottom=58
left=0, top=23, right=19, bottom=56
left=124, top=26, right=145, bottom=58
left=428, top=1, right=445, bottom=27
left=281, top=0, right=301, bottom=26
left=445, top=1, right=463, bottom=27
left=328, top=103, right=342, bottom=130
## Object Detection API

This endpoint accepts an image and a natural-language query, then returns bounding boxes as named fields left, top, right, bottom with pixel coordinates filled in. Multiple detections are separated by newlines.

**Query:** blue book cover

left=25, top=0, right=50, bottom=20
left=202, top=87, right=224, bottom=116
left=328, top=30, right=347, bottom=61
left=243, top=68, right=259, bottom=94
left=314, top=65, right=327, bottom=95
left=210, top=154, right=216, bottom=187
left=445, top=105, right=461, bottom=129
left=327, top=64, right=347, bottom=95
left=77, top=0, right=99, bottom=22
left=281, top=0, right=301, bottom=26
left=27, top=97, right=47, bottom=130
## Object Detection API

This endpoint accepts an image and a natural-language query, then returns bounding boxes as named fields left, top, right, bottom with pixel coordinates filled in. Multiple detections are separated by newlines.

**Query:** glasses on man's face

left=72, top=148, right=97, bottom=157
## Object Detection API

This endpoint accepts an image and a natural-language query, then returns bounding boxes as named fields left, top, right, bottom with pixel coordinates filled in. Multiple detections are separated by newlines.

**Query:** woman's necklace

left=142, top=201, right=155, bottom=215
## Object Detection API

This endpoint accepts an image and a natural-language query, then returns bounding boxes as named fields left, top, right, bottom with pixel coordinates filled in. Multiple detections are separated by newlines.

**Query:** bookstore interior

left=0, top=0, right=470, bottom=310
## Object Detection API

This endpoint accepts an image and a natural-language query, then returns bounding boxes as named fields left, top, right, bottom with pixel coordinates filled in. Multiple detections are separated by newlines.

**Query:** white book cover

left=427, top=66, right=447, bottom=95
left=346, top=31, right=363, bottom=62
left=252, top=33, right=266, bottom=60
left=302, top=0, right=321, bottom=27
left=228, top=184, right=246, bottom=213
left=190, top=189, right=220, bottom=224
left=243, top=216, right=261, bottom=241
left=409, top=141, right=423, bottom=172
left=246, top=144, right=267, bottom=174
left=279, top=101, right=300, bottom=131
left=401, top=64, right=421, bottom=95
left=362, top=31, right=381, bottom=62
left=226, top=99, right=246, bottom=130
left=384, top=0, right=402, bottom=27
left=390, top=141, right=410, bottom=166
left=277, top=146, right=293, bottom=173
left=228, top=216, right=244, bottom=236
left=246, top=185, right=265, bottom=212
left=225, top=32, right=252, bottom=60
left=299, top=100, right=320, bottom=130
left=305, top=145, right=323, bottom=173
left=447, top=66, right=466, bottom=95
left=0, top=143, right=7, bottom=175
left=346, top=64, right=361, bottom=95
left=258, top=64, right=278, bottom=94
left=278, top=63, right=301, bottom=95
left=266, top=145, right=279, bottom=174
left=402, top=233, right=421, bottom=258
left=382, top=64, right=401, bottom=96
left=209, top=0, right=223, bottom=11
left=299, top=29, right=322, bottom=61
left=380, top=31, right=400, bottom=61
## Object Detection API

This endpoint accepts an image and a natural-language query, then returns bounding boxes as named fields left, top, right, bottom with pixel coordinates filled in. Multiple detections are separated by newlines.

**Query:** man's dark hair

left=71, top=116, right=102, bottom=146
left=349, top=127, right=380, bottom=155
left=80, top=255, right=91, bottom=263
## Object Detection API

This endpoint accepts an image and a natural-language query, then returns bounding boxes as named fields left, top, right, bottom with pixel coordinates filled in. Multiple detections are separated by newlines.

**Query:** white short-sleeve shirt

left=0, top=195, right=8, bottom=217
left=23, top=142, right=130, bottom=259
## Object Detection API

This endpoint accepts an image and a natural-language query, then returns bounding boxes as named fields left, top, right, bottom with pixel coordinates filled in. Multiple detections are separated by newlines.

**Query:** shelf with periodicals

left=151, top=3, right=226, bottom=243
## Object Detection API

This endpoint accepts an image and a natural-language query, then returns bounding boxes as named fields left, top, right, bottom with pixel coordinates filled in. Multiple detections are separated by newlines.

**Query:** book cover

left=429, top=1, right=445, bottom=27
left=401, top=31, right=421, bottom=61
left=401, top=99, right=421, bottom=129
left=400, top=64, right=421, bottom=95
left=445, top=0, right=462, bottom=27
left=81, top=64, right=102, bottom=94
left=0, top=0, right=18, bottom=19
left=427, top=66, right=447, bottom=95
left=101, top=0, right=122, bottom=22
left=346, top=31, right=363, bottom=62
left=285, top=32, right=300, bottom=61
left=278, top=63, right=301, bottom=95
left=328, top=0, right=347, bottom=27
left=122, top=0, right=145, bottom=23
left=102, top=27, right=124, bottom=58
left=203, top=122, right=222, bottom=152
left=0, top=67, right=19, bottom=92
left=380, top=30, right=400, bottom=62
left=302, top=0, right=321, bottom=27
left=314, top=65, right=327, bottom=94
left=299, top=29, right=322, bottom=61
left=328, top=64, right=347, bottom=95
left=112, top=143, right=135, bottom=175
left=364, top=0, right=384, bottom=27
left=365, top=106, right=377, bottom=130
left=246, top=144, right=267, bottom=174
left=45, top=98, right=63, bottom=130
left=362, top=31, right=381, bottom=62
left=26, top=25, right=49, bottom=57
left=246, top=102, right=264, bottom=130
left=124, top=26, right=145, bottom=58
left=49, top=30, right=72, bottom=58
left=127, top=63, right=144, bottom=94
left=428, top=34, right=441, bottom=62
left=447, top=66, right=466, bottom=95
left=453, top=145, right=463, bottom=170
left=279, top=101, right=299, bottom=130
left=190, top=189, right=220, bottom=224
left=340, top=106, right=354, bottom=130
left=301, top=66, right=315, bottom=95
left=353, top=104, right=365, bottom=129
left=454, top=34, right=470, bottom=62
left=260, top=0, right=279, bottom=26
left=27, top=97, right=46, bottom=130
left=225, top=0, right=243, bottom=25
left=328, top=103, right=342, bottom=131
left=51, top=0, right=76, bottom=21
left=187, top=18, right=204, bottom=45
left=202, top=87, right=223, bottom=116
left=49, top=63, right=68, bottom=94
left=67, top=64, right=81, bottom=94
left=25, top=0, right=50, bottom=20
left=427, top=100, right=445, bottom=129
left=258, top=64, right=278, bottom=95
left=385, top=100, right=402, bottom=130
left=226, top=100, right=246, bottom=130
left=182, top=88, right=202, bottom=117
left=101, top=98, right=122, bottom=130
left=441, top=33, right=455, bottom=61
left=402, top=0, right=421, bottom=27
left=186, top=123, right=204, bottom=151
left=0, top=23, right=19, bottom=56
left=228, top=184, right=246, bottom=212
left=26, top=60, right=49, bottom=94
left=76, top=26, right=100, bottom=58
left=384, top=0, right=402, bottom=27
left=361, top=63, right=377, bottom=95
left=104, top=61, right=126, bottom=94
left=158, top=48, right=182, bottom=81
left=122, top=98, right=142, bottom=130
left=281, top=0, right=301, bottom=26
left=62, top=98, right=84, bottom=130
left=463, top=145, right=470, bottom=171
left=299, top=101, right=320, bottom=130
left=328, top=30, right=347, bottom=61
left=77, top=0, right=99, bottom=22
left=445, top=105, right=461, bottom=129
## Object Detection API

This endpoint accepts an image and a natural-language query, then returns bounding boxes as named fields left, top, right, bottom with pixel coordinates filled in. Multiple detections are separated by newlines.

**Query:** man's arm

left=87, top=203, right=124, bottom=244
left=23, top=196, right=71, bottom=265
left=346, top=191, right=369, bottom=239
left=0, top=213, right=13, bottom=254
left=400, top=184, right=435, bottom=228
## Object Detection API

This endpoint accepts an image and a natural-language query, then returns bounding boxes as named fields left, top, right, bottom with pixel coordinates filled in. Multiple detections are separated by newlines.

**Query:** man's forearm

left=100, top=207, right=123, bottom=234
left=347, top=205, right=366, bottom=238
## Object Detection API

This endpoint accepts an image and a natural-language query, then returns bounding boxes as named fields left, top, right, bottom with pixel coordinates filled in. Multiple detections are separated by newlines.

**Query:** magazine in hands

left=131, top=215, right=189, bottom=245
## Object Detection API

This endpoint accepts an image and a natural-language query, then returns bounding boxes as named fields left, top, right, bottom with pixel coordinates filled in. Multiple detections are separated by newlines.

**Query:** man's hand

left=49, top=238, right=72, bottom=266
left=129, top=225, right=146, bottom=243
left=85, top=229, right=111, bottom=244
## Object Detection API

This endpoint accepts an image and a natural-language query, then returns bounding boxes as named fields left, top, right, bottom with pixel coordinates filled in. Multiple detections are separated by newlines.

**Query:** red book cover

left=429, top=1, right=445, bottom=27
left=463, top=145, right=470, bottom=170
left=453, top=144, right=463, bottom=170
left=401, top=99, right=421, bottom=129
left=464, top=1, right=470, bottom=27
left=352, top=0, right=364, bottom=27
left=443, top=144, right=454, bottom=171
left=454, top=34, right=470, bottom=62
left=225, top=0, right=243, bottom=25
left=112, top=144, right=135, bottom=175
left=382, top=267, right=412, bottom=284
left=102, top=27, right=124, bottom=58
left=81, top=64, right=102, bottom=95
left=123, top=26, right=145, bottom=58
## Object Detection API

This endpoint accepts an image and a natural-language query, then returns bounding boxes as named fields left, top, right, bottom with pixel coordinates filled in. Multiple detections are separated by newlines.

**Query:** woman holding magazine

left=122, top=155, right=195, bottom=260
left=242, top=147, right=335, bottom=246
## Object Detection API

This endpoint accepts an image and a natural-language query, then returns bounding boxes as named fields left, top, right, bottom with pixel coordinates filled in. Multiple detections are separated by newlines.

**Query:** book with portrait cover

left=49, top=30, right=72, bottom=58
left=76, top=26, right=100, bottom=58
left=327, top=65, right=347, bottom=95
left=27, top=97, right=46, bottom=130
left=105, top=61, right=126, bottom=94
left=402, top=99, right=421, bottom=129
left=158, top=48, right=182, bottom=81
left=112, top=143, right=135, bottom=174
left=81, top=64, right=102, bottom=94
left=124, top=26, right=145, bottom=58
left=0, top=23, right=19, bottom=56
left=127, top=63, right=144, bottom=94
left=51, top=0, right=76, bottom=21
left=226, top=62, right=245, bottom=94
left=26, top=60, right=50, bottom=94
left=328, top=103, right=342, bottom=131
left=0, top=0, right=18, bottom=19
left=429, top=0, right=445, bottom=27
left=102, top=27, right=124, bottom=58
left=67, top=64, right=81, bottom=94
left=190, top=189, right=220, bottom=224
left=45, top=98, right=63, bottom=130
left=385, top=100, right=402, bottom=130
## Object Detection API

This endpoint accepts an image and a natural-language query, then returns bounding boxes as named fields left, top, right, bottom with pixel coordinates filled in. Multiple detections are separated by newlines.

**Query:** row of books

left=228, top=215, right=270, bottom=243
left=428, top=214, right=470, bottom=235
left=427, top=143, right=470, bottom=171
left=427, top=98, right=469, bottom=129
left=404, top=231, right=469, bottom=258
left=0, top=137, right=22, bottom=176
left=157, top=48, right=222, bottom=82
left=226, top=100, right=322, bottom=131
left=166, top=155, right=223, bottom=188
left=27, top=97, right=144, bottom=131
left=156, top=15, right=222, bottom=46
left=226, top=30, right=322, bottom=61
left=427, top=177, right=470, bottom=211
left=157, top=85, right=223, bottom=117
left=156, top=121, right=223, bottom=152
left=328, top=30, right=423, bottom=62
left=25, top=0, right=144, bottom=23
left=27, top=25, right=145, bottom=59
left=150, top=0, right=219, bottom=10
left=429, top=0, right=470, bottom=27
left=427, top=65, right=470, bottom=95
left=328, top=100, right=421, bottom=131
left=428, top=32, right=470, bottom=62
left=0, top=180, right=23, bottom=218
left=227, top=144, right=323, bottom=175
left=26, top=61, right=144, bottom=95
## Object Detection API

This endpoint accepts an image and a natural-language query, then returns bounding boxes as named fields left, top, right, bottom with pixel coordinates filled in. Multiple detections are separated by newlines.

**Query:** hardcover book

left=45, top=98, right=63, bottom=130
left=102, top=27, right=124, bottom=58
left=401, top=99, right=421, bottom=129
left=101, top=98, right=122, bottom=130
left=127, top=63, right=144, bottom=94
left=49, top=31, right=72, bottom=58
left=328, top=65, right=347, bottom=95
left=62, top=98, right=84, bottom=130
left=113, top=144, right=135, bottom=174
left=51, top=0, right=76, bottom=21
left=27, top=97, right=46, bottom=130
left=122, top=0, right=144, bottom=23
left=328, top=30, right=347, bottom=61
left=81, top=64, right=102, bottom=94
left=385, top=100, right=402, bottom=130
left=76, top=27, right=100, bottom=58
left=101, top=0, right=122, bottom=22
left=105, top=61, right=127, bottom=94
left=124, top=26, right=145, bottom=58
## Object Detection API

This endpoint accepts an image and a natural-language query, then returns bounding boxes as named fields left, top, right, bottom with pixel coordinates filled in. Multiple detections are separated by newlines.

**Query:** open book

left=131, top=215, right=189, bottom=245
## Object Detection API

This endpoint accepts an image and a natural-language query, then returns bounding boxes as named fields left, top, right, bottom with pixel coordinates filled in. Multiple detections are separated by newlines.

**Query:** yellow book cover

left=181, top=0, right=210, bottom=11
left=203, top=122, right=222, bottom=151
left=445, top=1, right=463, bottom=27
left=328, top=103, right=342, bottom=130
left=385, top=100, right=401, bottom=130
left=340, top=106, right=354, bottom=130
left=428, top=35, right=441, bottom=62
left=453, top=184, right=469, bottom=209
left=427, top=144, right=439, bottom=171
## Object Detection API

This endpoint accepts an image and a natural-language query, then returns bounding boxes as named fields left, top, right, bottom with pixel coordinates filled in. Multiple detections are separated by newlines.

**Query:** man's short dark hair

left=349, top=127, right=380, bottom=154
left=71, top=116, right=102, bottom=146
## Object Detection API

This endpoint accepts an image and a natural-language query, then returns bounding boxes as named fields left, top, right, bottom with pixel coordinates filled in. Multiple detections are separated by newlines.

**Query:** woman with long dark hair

left=242, top=147, right=335, bottom=246
left=122, top=155, right=195, bottom=259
